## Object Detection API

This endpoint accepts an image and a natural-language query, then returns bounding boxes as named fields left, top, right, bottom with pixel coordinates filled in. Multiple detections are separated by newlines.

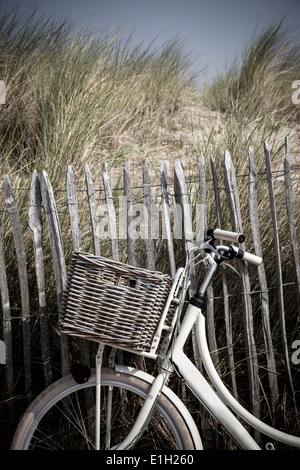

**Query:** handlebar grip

left=239, top=250, right=262, bottom=266
left=208, top=228, right=245, bottom=244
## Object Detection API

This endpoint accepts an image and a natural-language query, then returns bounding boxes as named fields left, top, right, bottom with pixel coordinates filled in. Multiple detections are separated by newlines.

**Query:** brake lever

left=186, top=239, right=221, bottom=261
left=194, top=241, right=220, bottom=258
left=221, top=262, right=241, bottom=277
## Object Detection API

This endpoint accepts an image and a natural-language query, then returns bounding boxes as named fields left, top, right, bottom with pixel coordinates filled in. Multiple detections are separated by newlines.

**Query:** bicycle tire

left=11, top=368, right=196, bottom=450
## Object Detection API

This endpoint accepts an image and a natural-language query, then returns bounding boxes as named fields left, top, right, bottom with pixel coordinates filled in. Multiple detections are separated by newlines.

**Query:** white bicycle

left=11, top=228, right=300, bottom=450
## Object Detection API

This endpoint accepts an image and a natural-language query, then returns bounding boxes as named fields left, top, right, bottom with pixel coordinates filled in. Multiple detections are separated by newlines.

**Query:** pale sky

left=2, top=0, right=300, bottom=83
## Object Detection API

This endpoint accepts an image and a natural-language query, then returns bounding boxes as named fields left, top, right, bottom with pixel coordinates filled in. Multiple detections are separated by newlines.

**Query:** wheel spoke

left=11, top=370, right=195, bottom=450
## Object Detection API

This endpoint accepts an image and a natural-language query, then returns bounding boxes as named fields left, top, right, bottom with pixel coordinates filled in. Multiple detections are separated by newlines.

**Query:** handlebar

left=238, top=249, right=262, bottom=267
left=206, top=228, right=245, bottom=244
left=205, top=228, right=262, bottom=267
left=189, top=228, right=263, bottom=309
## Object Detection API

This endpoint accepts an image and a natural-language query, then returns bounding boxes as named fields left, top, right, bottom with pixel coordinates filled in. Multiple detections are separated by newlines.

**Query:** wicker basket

left=59, top=251, right=176, bottom=354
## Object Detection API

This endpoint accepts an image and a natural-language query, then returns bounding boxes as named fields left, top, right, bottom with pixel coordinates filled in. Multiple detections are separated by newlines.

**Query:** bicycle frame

left=112, top=240, right=300, bottom=451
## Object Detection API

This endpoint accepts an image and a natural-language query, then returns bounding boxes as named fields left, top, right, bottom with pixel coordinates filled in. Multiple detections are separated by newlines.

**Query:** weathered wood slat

left=66, top=166, right=82, bottom=251
left=210, top=155, right=237, bottom=398
left=65, top=166, right=91, bottom=372
left=198, top=155, right=207, bottom=240
left=102, top=163, right=119, bottom=261
left=160, top=161, right=176, bottom=277
left=84, top=163, right=100, bottom=256
left=123, top=162, right=145, bottom=369
left=123, top=161, right=135, bottom=266
left=284, top=137, right=300, bottom=317
left=248, top=146, right=278, bottom=413
left=142, top=161, right=155, bottom=271
left=174, top=158, right=201, bottom=378
left=28, top=170, right=52, bottom=387
left=197, top=156, right=219, bottom=367
left=223, top=151, right=260, bottom=420
left=4, top=175, right=31, bottom=400
left=0, top=224, right=13, bottom=397
left=174, top=159, right=195, bottom=290
left=264, top=142, right=294, bottom=390
left=40, top=171, right=67, bottom=304
left=40, top=170, right=69, bottom=376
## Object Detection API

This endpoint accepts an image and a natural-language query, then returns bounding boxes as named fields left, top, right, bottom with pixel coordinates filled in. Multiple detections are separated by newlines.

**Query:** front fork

left=94, top=342, right=175, bottom=450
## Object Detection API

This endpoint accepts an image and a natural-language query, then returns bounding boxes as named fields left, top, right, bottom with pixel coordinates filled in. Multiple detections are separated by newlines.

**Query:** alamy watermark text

left=94, top=197, right=205, bottom=241
left=291, top=340, right=300, bottom=365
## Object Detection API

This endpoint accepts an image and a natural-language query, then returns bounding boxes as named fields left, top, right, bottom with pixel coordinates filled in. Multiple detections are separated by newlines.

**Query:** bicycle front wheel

left=11, top=368, right=196, bottom=450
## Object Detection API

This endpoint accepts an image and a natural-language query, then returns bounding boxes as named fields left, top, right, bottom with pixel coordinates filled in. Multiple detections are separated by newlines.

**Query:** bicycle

left=10, top=228, right=300, bottom=450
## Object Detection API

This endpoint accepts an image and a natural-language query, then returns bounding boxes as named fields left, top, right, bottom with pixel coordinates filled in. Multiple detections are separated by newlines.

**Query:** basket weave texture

left=59, top=252, right=174, bottom=353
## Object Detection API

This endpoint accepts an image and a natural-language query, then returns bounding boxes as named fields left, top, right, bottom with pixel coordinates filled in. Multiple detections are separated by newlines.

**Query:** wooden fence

left=0, top=137, right=299, bottom=430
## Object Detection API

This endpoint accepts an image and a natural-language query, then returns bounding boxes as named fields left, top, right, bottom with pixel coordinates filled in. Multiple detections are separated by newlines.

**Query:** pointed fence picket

left=210, top=155, right=238, bottom=399
left=223, top=151, right=260, bottom=421
left=0, top=224, right=13, bottom=398
left=248, top=147, right=279, bottom=413
left=28, top=170, right=52, bottom=388
left=142, top=161, right=155, bottom=271
left=4, top=175, right=31, bottom=401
